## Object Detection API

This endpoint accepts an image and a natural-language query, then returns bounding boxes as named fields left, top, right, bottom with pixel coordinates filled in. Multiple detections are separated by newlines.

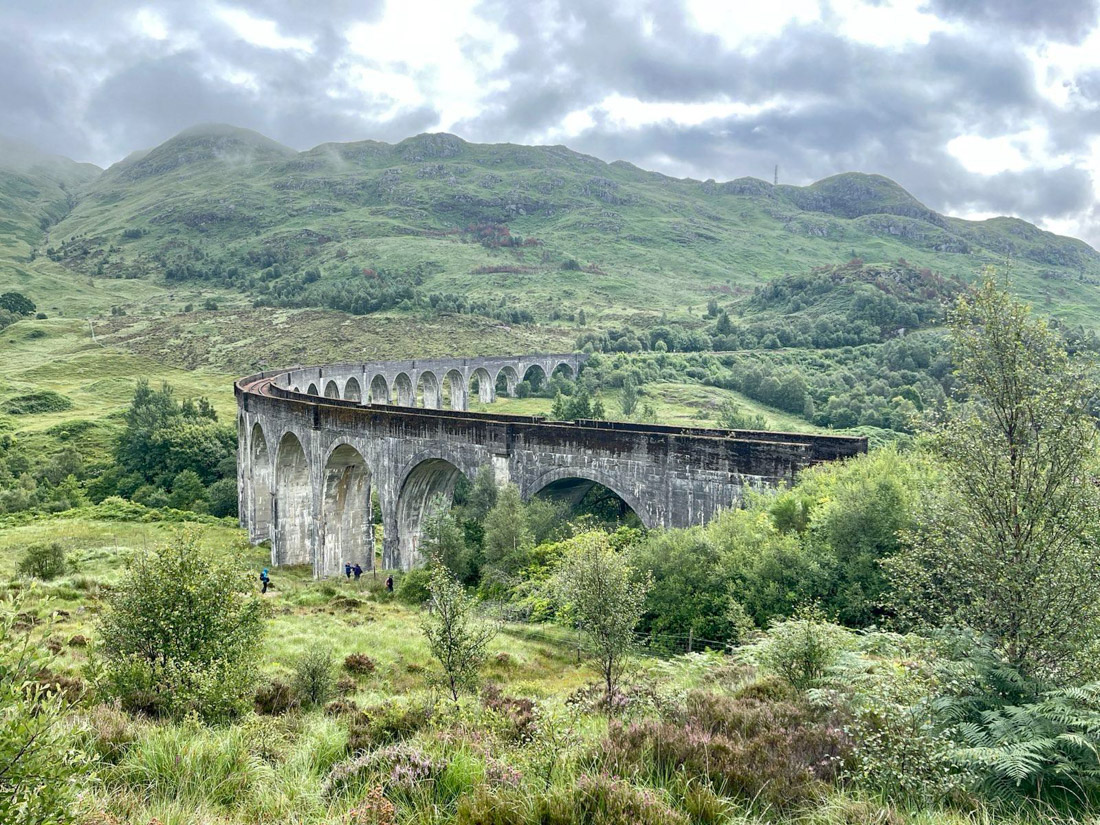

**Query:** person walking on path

left=385, top=575, right=394, bottom=593
left=260, top=568, right=270, bottom=594
left=344, top=562, right=352, bottom=579
left=353, top=563, right=363, bottom=580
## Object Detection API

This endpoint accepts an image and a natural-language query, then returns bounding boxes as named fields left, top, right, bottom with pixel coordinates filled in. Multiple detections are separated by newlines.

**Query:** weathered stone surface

left=236, top=354, right=866, bottom=577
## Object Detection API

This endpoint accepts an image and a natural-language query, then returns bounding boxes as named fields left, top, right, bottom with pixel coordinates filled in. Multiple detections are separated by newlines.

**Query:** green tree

left=422, top=565, right=497, bottom=701
left=206, top=477, right=239, bottom=518
left=619, top=377, right=639, bottom=417
left=98, top=531, right=265, bottom=721
left=482, top=484, right=534, bottom=576
left=887, top=277, right=1100, bottom=681
left=630, top=529, right=741, bottom=647
left=17, top=542, right=66, bottom=580
left=0, top=292, right=35, bottom=316
left=715, top=399, right=768, bottom=430
left=168, top=469, right=208, bottom=511
left=554, top=532, right=651, bottom=705
left=420, top=499, right=475, bottom=583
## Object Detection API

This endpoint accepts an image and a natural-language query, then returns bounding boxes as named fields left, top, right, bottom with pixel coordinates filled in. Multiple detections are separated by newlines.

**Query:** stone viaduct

left=236, top=353, right=866, bottom=576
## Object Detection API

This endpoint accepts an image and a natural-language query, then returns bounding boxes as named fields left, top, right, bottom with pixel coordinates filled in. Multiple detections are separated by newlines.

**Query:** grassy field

left=474, top=382, right=823, bottom=432
left=3, top=512, right=1077, bottom=825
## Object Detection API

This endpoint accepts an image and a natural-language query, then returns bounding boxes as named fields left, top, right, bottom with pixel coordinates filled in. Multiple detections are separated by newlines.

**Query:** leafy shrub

left=597, top=688, right=849, bottom=812
left=292, top=647, right=337, bottom=708
left=98, top=531, right=264, bottom=722
left=822, top=633, right=961, bottom=804
left=345, top=652, right=376, bottom=675
left=346, top=702, right=433, bottom=752
left=395, top=566, right=432, bottom=604
left=254, top=678, right=296, bottom=715
left=345, top=786, right=396, bottom=825
left=748, top=608, right=855, bottom=689
left=17, top=541, right=66, bottom=580
left=482, top=682, right=536, bottom=743
left=1, top=390, right=73, bottom=415
left=323, top=743, right=445, bottom=800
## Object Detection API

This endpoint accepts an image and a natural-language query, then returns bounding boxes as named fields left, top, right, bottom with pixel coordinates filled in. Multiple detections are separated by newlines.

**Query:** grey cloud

left=0, top=0, right=1097, bottom=246
left=925, top=0, right=1099, bottom=43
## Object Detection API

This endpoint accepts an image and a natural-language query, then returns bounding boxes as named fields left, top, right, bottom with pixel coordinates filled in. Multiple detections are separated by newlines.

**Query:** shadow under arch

left=393, top=372, right=414, bottom=406
left=322, top=443, right=372, bottom=577
left=274, top=431, right=311, bottom=566
left=344, top=376, right=362, bottom=402
left=369, top=374, right=389, bottom=404
left=525, top=467, right=650, bottom=527
left=416, top=371, right=441, bottom=408
left=306, top=382, right=320, bottom=396
left=469, top=367, right=494, bottom=403
left=441, top=369, right=467, bottom=410
left=551, top=361, right=575, bottom=381
left=494, top=365, right=519, bottom=397
left=324, top=380, right=340, bottom=399
left=394, top=452, right=475, bottom=568
left=521, top=364, right=548, bottom=393
left=249, top=422, right=272, bottom=540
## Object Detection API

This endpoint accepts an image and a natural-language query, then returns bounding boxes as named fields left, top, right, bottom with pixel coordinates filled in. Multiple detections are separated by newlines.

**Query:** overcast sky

left=4, top=0, right=1100, bottom=244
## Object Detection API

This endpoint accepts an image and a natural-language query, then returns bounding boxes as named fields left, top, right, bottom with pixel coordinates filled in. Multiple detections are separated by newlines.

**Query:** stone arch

left=344, top=377, right=362, bottom=402
left=469, top=367, right=495, bottom=404
left=441, top=369, right=467, bottom=411
left=494, top=365, right=519, bottom=397
left=521, top=364, right=548, bottom=393
left=274, top=431, right=312, bottom=566
left=416, top=371, right=441, bottom=408
left=249, top=422, right=272, bottom=541
left=322, top=443, right=372, bottom=577
left=525, top=467, right=652, bottom=528
left=306, top=382, right=320, bottom=396
left=551, top=362, right=575, bottom=381
left=292, top=386, right=300, bottom=393
left=393, top=372, right=414, bottom=406
left=324, top=380, right=340, bottom=399
left=395, top=455, right=472, bottom=568
left=369, top=374, right=389, bottom=404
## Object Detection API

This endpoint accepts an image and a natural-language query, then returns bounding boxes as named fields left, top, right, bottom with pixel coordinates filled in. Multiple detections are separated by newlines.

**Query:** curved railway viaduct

left=236, top=354, right=866, bottom=576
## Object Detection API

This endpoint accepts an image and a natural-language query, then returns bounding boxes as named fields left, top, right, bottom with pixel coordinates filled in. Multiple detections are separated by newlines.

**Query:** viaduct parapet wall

left=235, top=353, right=866, bottom=576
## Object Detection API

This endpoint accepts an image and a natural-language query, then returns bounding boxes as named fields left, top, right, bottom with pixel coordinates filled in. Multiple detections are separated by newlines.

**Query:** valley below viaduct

left=236, top=354, right=866, bottom=576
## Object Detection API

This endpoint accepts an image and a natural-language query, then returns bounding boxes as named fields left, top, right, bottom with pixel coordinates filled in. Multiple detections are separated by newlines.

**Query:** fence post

left=687, top=629, right=693, bottom=653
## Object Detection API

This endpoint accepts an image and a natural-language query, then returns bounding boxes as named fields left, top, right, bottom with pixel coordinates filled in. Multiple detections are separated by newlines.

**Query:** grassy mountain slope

left=38, top=125, right=1100, bottom=329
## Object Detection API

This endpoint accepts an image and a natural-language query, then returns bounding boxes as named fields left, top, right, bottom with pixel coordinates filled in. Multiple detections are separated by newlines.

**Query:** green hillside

left=32, top=124, right=1100, bottom=329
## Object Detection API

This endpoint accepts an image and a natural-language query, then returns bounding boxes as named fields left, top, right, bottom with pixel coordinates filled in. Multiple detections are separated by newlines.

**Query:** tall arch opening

left=250, top=423, right=272, bottom=541
left=393, top=373, right=414, bottom=406
left=469, top=367, right=495, bottom=404
left=495, top=366, right=519, bottom=397
left=519, top=364, right=547, bottom=397
left=344, top=377, right=362, bottom=402
left=416, top=371, right=441, bottom=408
left=322, top=444, right=372, bottom=577
left=324, top=380, right=340, bottom=399
left=441, top=369, right=467, bottom=411
left=369, top=374, right=389, bottom=404
left=530, top=473, right=642, bottom=529
left=274, top=432, right=311, bottom=566
left=306, top=382, right=320, bottom=396
left=397, top=458, right=466, bottom=568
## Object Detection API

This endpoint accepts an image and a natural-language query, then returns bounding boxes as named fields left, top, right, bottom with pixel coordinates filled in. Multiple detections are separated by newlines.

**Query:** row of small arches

left=290, top=362, right=574, bottom=410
